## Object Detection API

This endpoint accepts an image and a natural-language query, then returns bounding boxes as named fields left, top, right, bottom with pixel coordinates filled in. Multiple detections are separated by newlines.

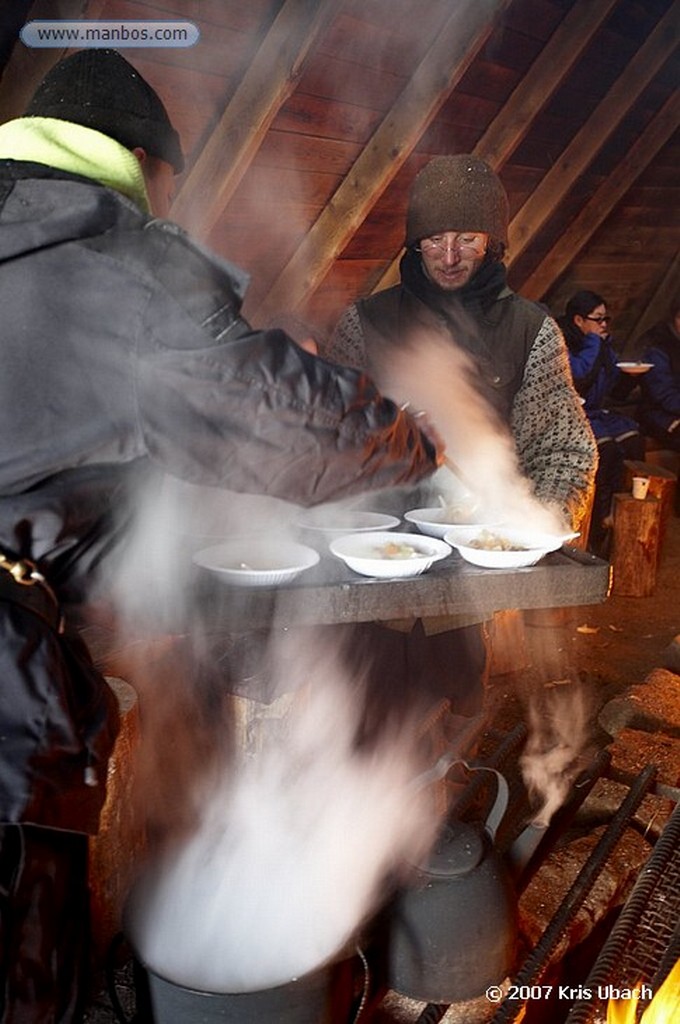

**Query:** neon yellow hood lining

left=0, top=116, right=151, bottom=212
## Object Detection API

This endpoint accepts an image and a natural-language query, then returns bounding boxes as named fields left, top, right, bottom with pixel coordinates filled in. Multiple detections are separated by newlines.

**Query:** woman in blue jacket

left=559, top=290, right=645, bottom=554
left=637, top=302, right=680, bottom=452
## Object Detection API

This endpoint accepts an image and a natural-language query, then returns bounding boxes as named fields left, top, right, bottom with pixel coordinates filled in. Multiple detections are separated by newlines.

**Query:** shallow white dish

left=404, top=507, right=495, bottom=542
left=445, top=527, right=578, bottom=569
left=297, top=510, right=400, bottom=535
left=329, top=531, right=451, bottom=579
left=616, top=362, right=654, bottom=375
left=192, top=539, right=319, bottom=587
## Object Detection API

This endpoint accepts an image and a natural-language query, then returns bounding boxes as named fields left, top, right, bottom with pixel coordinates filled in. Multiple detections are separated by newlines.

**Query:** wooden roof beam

left=372, top=0, right=621, bottom=293
left=255, top=0, right=511, bottom=321
left=170, top=0, right=337, bottom=238
left=507, top=2, right=679, bottom=266
left=476, top=0, right=621, bottom=169
left=520, top=89, right=680, bottom=301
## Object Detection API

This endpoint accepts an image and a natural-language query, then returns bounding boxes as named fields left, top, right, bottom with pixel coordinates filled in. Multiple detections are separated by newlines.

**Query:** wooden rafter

left=476, top=0, right=622, bottom=167
left=507, top=1, right=679, bottom=266
left=372, top=0, right=621, bottom=293
left=254, top=0, right=511, bottom=321
left=520, top=91, right=680, bottom=301
left=520, top=89, right=680, bottom=301
left=170, top=0, right=337, bottom=238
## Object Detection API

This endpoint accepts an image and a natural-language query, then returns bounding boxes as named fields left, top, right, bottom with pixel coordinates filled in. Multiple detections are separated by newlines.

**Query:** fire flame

left=606, top=959, right=680, bottom=1023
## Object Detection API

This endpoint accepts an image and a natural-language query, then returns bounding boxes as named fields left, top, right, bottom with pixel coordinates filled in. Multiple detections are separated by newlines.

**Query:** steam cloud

left=520, top=682, right=592, bottom=827
left=128, top=629, right=442, bottom=993
left=109, top=294, right=582, bottom=995
left=381, top=327, right=570, bottom=535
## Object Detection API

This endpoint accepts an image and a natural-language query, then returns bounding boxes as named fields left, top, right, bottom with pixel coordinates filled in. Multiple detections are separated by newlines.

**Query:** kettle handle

left=457, top=760, right=509, bottom=843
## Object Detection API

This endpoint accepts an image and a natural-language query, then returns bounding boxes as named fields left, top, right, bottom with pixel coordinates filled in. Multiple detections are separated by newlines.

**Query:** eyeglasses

left=585, top=315, right=611, bottom=324
left=417, top=233, right=487, bottom=259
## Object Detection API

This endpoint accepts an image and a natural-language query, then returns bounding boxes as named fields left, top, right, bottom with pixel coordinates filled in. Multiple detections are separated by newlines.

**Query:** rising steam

left=520, top=682, right=592, bottom=827
left=128, top=629, right=442, bottom=993
left=380, top=327, right=570, bottom=534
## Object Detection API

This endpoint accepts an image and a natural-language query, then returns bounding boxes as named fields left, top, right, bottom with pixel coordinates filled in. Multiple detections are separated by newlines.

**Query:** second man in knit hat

left=320, top=154, right=597, bottom=735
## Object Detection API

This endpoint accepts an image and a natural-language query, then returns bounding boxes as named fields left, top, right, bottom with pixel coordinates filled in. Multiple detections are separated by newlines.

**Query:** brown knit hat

left=405, top=155, right=509, bottom=247
left=26, top=49, right=184, bottom=173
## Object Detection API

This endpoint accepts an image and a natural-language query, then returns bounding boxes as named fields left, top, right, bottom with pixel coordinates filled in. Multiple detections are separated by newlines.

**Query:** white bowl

left=404, top=506, right=496, bottom=541
left=329, top=531, right=451, bottom=579
left=297, top=510, right=400, bottom=536
left=445, top=527, right=577, bottom=569
left=192, top=539, right=319, bottom=587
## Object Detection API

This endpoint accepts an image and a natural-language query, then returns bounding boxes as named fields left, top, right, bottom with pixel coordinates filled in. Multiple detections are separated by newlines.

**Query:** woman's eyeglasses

left=585, top=315, right=611, bottom=324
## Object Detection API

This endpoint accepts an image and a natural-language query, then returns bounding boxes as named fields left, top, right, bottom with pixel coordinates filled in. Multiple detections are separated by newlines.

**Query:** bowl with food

left=329, top=531, right=451, bottom=578
left=192, top=538, right=320, bottom=586
left=404, top=497, right=493, bottom=542
left=444, top=527, right=577, bottom=569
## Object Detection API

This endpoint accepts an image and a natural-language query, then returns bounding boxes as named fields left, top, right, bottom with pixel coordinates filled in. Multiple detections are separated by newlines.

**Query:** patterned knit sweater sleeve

left=324, top=304, right=368, bottom=370
left=511, top=315, right=598, bottom=533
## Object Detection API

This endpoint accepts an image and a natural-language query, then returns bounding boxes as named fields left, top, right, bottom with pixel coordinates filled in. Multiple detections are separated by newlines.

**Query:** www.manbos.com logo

left=21, top=20, right=200, bottom=49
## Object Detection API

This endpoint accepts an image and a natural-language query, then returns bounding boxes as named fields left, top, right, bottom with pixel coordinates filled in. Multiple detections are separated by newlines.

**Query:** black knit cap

left=25, top=48, right=184, bottom=173
left=405, top=154, right=509, bottom=247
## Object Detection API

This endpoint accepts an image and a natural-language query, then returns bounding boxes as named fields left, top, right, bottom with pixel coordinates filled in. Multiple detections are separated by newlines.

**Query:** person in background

left=558, top=290, right=645, bottom=555
left=0, top=49, right=441, bottom=1021
left=637, top=300, right=680, bottom=452
left=322, top=155, right=596, bottom=738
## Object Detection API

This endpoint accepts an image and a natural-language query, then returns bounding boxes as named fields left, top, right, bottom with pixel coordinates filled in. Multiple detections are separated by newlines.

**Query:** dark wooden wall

left=1, top=0, right=678, bottom=349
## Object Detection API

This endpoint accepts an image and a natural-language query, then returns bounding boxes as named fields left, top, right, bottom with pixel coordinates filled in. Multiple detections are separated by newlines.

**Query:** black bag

left=0, top=558, right=119, bottom=1022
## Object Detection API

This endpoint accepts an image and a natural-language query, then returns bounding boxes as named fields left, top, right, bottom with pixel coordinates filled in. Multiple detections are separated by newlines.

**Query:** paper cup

left=632, top=476, right=650, bottom=500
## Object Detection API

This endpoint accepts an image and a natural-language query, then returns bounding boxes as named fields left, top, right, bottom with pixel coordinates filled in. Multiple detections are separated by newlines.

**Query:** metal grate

left=489, top=765, right=658, bottom=1024
left=565, top=797, right=680, bottom=1023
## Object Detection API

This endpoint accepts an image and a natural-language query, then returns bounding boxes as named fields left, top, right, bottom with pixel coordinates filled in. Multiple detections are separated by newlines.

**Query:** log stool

left=623, top=460, right=677, bottom=556
left=610, top=493, right=662, bottom=597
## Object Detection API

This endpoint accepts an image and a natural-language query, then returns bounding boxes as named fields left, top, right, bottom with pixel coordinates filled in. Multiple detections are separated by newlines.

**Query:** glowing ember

left=606, top=959, right=680, bottom=1023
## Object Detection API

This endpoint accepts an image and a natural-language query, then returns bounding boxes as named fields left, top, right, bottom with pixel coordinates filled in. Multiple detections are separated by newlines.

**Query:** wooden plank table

left=193, top=542, right=611, bottom=632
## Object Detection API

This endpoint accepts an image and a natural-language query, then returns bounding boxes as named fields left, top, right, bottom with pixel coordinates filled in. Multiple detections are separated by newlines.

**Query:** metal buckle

left=0, top=552, right=64, bottom=633
left=0, top=552, right=42, bottom=586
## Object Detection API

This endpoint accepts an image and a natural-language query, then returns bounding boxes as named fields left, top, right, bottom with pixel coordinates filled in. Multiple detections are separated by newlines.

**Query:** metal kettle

left=388, top=765, right=519, bottom=1004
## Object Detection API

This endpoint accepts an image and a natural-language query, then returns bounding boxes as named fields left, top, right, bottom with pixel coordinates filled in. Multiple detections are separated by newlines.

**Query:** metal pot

left=109, top=937, right=360, bottom=1024
left=144, top=963, right=335, bottom=1024
left=388, top=765, right=519, bottom=1003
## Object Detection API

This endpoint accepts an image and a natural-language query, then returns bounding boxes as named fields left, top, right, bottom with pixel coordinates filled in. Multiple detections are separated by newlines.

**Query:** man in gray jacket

left=0, top=49, right=440, bottom=1021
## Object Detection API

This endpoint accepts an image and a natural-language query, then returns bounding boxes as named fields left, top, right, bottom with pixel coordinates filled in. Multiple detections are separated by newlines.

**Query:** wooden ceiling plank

left=170, top=0, right=337, bottom=237
left=507, top=2, right=679, bottom=265
left=520, top=89, right=680, bottom=301
left=627, top=248, right=680, bottom=348
left=255, top=0, right=511, bottom=321
left=477, top=0, right=621, bottom=168
left=372, top=0, right=622, bottom=294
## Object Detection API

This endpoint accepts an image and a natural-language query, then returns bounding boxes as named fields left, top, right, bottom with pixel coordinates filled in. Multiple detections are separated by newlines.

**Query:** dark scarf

left=398, top=248, right=509, bottom=368
left=400, top=247, right=508, bottom=322
left=357, top=248, right=540, bottom=423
